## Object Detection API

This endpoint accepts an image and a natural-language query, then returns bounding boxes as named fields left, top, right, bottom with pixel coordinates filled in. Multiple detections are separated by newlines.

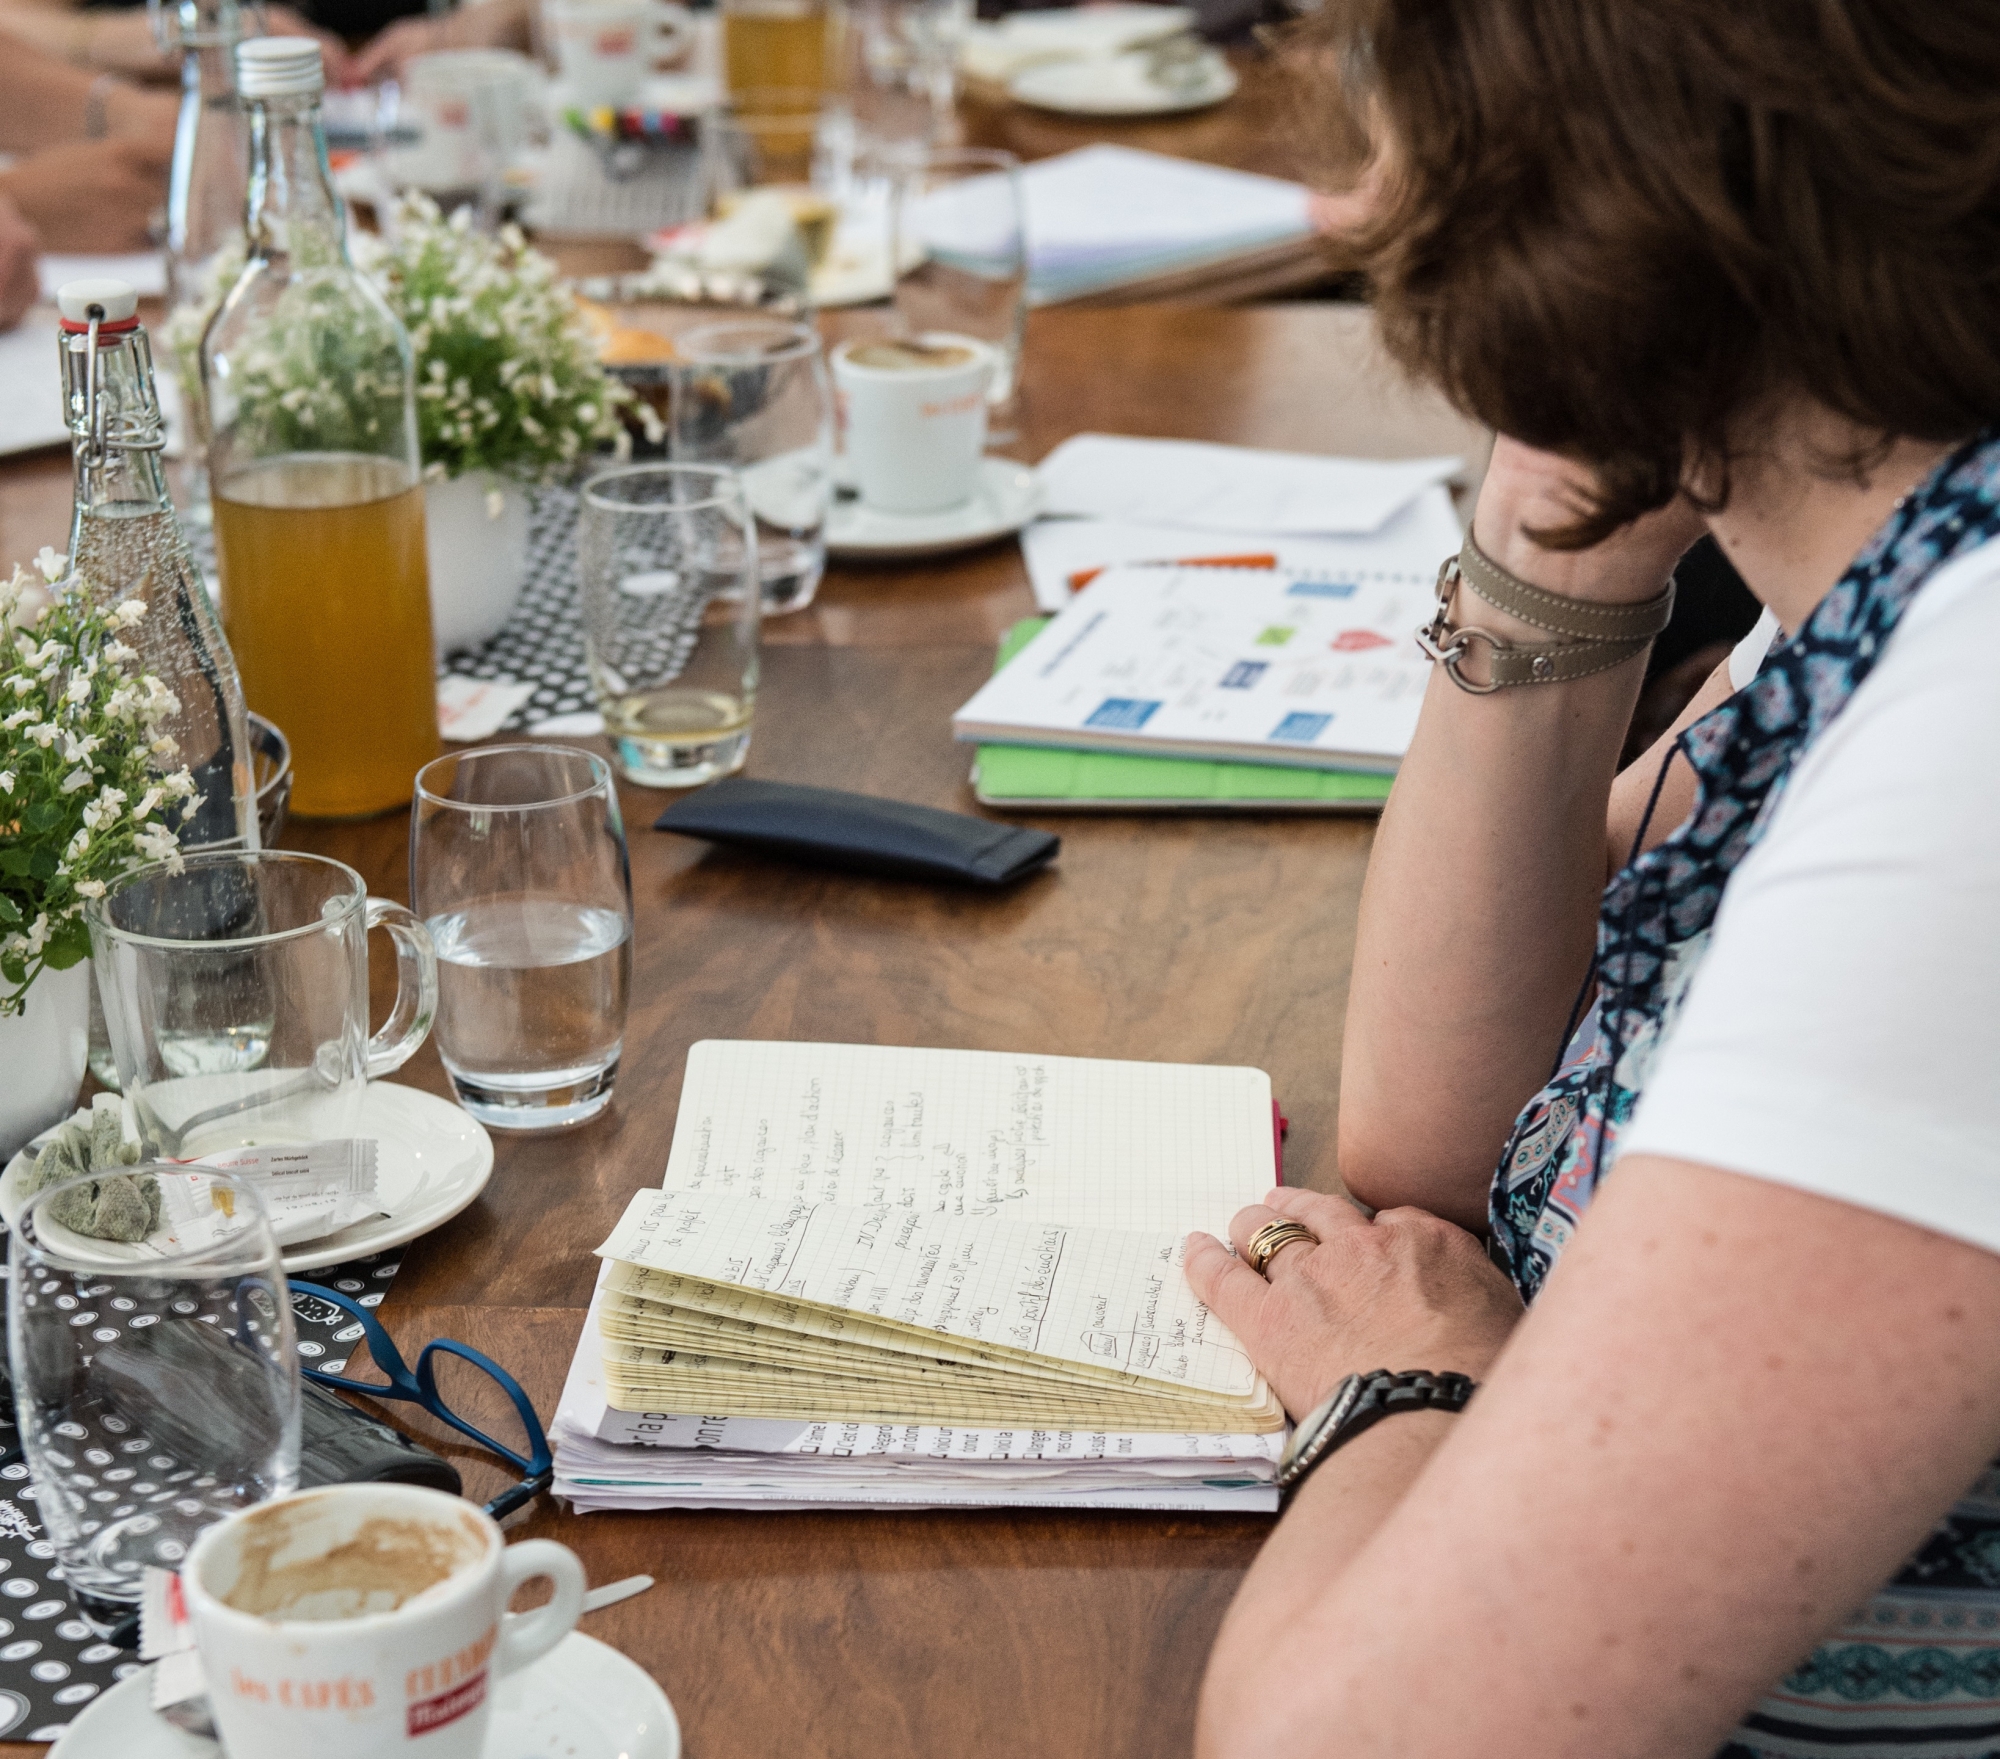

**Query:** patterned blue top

left=1486, top=430, right=2000, bottom=1759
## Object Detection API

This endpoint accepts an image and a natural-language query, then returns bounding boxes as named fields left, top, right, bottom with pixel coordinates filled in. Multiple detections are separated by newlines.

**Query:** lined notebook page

left=662, top=1041, right=1275, bottom=1239
left=596, top=1189, right=1262, bottom=1401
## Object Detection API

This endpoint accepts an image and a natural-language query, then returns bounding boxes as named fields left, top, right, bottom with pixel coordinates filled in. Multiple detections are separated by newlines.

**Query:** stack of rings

left=1245, top=1218, right=1319, bottom=1276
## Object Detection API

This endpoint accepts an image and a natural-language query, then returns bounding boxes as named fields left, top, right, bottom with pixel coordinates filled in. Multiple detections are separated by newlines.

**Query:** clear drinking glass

left=411, top=745, right=634, bottom=1130
left=843, top=0, right=971, bottom=154
left=890, top=146, right=1028, bottom=417
left=578, top=462, right=762, bottom=788
left=9, top=1167, right=300, bottom=1629
left=86, top=851, right=438, bottom=1159
left=671, top=319, right=832, bottom=615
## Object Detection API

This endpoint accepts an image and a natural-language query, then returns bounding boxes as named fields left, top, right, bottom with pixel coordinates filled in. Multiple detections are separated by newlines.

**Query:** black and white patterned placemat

left=185, top=485, right=597, bottom=734
left=0, top=1247, right=404, bottom=1743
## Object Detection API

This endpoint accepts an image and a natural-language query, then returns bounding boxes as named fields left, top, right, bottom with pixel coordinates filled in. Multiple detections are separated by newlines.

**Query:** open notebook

left=579, top=1041, right=1286, bottom=1441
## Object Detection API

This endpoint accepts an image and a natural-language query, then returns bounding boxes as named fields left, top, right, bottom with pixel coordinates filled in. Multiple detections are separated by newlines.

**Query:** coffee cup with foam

left=830, top=333, right=996, bottom=515
left=182, top=1482, right=586, bottom=1758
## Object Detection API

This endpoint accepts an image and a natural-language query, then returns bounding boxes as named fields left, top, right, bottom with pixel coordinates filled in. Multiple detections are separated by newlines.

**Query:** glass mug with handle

left=87, top=850, right=439, bottom=1163
left=412, top=745, right=634, bottom=1130
left=9, top=1166, right=301, bottom=1631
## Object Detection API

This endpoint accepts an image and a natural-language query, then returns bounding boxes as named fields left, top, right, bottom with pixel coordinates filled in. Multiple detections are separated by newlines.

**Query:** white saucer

left=1007, top=49, right=1237, bottom=116
left=46, top=1631, right=679, bottom=1758
left=828, top=458, right=1041, bottom=559
left=1, top=1082, right=494, bottom=1273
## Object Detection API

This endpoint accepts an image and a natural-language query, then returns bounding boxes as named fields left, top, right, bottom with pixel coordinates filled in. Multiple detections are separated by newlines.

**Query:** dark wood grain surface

left=0, top=301, right=1487, bottom=1758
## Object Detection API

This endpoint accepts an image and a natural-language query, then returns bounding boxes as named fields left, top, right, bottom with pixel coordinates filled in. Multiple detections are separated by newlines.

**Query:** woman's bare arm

left=1188, top=1164, right=2000, bottom=1759
left=1337, top=442, right=1705, bottom=1228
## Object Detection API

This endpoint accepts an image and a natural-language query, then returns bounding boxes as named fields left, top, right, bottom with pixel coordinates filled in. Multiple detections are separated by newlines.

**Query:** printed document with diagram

left=951, top=536, right=1442, bottom=774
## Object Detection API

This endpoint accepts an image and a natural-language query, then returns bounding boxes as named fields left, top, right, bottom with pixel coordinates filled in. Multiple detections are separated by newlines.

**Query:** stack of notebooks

left=552, top=1040, right=1290, bottom=1512
left=957, top=447, right=1467, bottom=812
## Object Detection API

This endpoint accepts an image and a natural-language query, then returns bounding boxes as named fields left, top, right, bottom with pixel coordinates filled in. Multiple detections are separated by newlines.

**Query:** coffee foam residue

left=845, top=340, right=977, bottom=372
left=222, top=1508, right=487, bottom=1623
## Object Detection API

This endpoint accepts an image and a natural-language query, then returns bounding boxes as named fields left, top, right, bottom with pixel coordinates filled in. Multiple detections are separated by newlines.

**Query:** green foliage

left=0, top=557, right=195, bottom=1015
left=368, top=197, right=630, bottom=482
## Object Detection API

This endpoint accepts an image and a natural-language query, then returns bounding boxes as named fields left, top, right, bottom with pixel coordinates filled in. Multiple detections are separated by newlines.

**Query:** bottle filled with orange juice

left=202, top=36, right=437, bottom=819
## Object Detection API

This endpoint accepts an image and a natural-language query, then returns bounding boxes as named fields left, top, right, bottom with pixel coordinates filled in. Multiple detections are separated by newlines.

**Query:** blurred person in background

left=0, top=34, right=178, bottom=325
left=0, top=0, right=345, bottom=79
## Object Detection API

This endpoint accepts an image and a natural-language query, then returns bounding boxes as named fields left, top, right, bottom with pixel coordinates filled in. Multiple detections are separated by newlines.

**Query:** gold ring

left=1244, top=1219, right=1319, bottom=1276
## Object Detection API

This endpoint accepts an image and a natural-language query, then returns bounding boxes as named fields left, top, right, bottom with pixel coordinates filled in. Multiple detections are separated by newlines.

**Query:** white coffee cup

left=830, top=332, right=995, bottom=514
left=183, top=1483, right=587, bottom=1759
left=385, top=49, right=542, bottom=197
left=544, top=0, right=695, bottom=107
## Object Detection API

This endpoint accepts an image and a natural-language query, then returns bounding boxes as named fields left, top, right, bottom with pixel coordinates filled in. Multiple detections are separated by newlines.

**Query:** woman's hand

left=0, top=196, right=39, bottom=333
left=347, top=0, right=531, bottom=84
left=0, top=137, right=171, bottom=253
left=1185, top=1189, right=1523, bottom=1420
left=1473, top=436, right=1708, bottom=602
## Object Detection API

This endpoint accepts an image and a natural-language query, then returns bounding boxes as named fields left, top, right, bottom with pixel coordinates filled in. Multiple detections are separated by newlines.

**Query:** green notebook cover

left=972, top=620, right=1396, bottom=811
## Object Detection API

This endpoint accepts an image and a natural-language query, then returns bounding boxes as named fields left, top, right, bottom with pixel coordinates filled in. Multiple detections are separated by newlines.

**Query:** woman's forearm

left=1337, top=445, right=1700, bottom=1226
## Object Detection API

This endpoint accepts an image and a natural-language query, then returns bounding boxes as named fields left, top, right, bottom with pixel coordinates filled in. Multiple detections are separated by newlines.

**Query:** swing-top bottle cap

left=235, top=35, right=323, bottom=98
left=55, top=279, right=140, bottom=333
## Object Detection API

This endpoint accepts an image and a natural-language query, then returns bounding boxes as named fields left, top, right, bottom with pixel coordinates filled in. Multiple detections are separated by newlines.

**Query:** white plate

left=1007, top=49, right=1237, bottom=116
left=47, top=1631, right=679, bottom=1758
left=0, top=1083, right=494, bottom=1274
left=828, top=458, right=1040, bottom=559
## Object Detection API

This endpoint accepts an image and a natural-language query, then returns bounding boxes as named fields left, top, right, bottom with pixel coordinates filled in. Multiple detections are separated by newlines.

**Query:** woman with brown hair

left=1185, top=5, right=2000, bottom=1755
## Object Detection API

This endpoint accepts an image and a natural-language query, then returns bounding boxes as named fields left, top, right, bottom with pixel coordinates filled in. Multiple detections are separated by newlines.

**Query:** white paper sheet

left=1035, top=433, right=1460, bottom=536
left=1019, top=486, right=1463, bottom=612
left=0, top=309, right=68, bottom=456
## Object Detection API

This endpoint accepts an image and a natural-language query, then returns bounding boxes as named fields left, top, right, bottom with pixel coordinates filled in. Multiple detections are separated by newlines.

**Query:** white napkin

left=1035, top=434, right=1462, bottom=537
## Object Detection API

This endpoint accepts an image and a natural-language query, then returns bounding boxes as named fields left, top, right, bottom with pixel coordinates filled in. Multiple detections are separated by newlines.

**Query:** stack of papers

left=914, top=145, right=1315, bottom=305
left=548, top=1039, right=1289, bottom=1513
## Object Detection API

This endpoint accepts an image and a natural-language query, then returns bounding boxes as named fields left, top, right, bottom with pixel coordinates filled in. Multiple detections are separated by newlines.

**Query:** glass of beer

left=720, top=0, right=833, bottom=98
left=577, top=463, right=761, bottom=788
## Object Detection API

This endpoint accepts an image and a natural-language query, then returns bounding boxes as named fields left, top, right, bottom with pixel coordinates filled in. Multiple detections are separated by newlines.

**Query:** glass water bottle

left=157, top=0, right=249, bottom=521
left=59, top=278, right=259, bottom=856
left=202, top=36, right=439, bottom=820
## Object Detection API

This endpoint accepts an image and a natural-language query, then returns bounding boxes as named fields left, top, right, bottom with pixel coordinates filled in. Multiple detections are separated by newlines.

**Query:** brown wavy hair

left=1304, top=1, right=2000, bottom=543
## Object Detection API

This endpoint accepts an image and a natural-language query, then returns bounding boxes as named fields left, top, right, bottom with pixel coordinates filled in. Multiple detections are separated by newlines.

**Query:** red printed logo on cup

left=593, top=26, right=638, bottom=53
left=408, top=1671, right=487, bottom=1737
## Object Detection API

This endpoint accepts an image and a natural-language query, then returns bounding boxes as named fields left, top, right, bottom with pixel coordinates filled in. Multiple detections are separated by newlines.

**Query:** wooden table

left=0, top=302, right=1486, bottom=1758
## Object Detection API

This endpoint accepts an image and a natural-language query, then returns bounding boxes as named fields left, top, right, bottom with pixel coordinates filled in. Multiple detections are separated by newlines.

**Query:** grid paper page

left=596, top=1189, right=1264, bottom=1400
left=662, top=1040, right=1275, bottom=1239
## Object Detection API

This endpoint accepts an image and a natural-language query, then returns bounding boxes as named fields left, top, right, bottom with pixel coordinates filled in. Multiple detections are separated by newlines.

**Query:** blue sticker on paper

left=1085, top=698, right=1161, bottom=731
left=1285, top=579, right=1358, bottom=599
left=1270, top=712, right=1332, bottom=743
left=1218, top=661, right=1268, bottom=689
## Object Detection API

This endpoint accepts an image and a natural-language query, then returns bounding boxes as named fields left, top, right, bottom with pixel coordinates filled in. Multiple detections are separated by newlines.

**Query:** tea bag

left=25, top=1094, right=159, bottom=1242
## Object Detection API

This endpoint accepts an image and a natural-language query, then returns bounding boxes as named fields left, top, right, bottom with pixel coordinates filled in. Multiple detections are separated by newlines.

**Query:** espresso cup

left=545, top=0, right=695, bottom=107
left=830, top=332, right=995, bottom=514
left=184, top=1483, right=586, bottom=1759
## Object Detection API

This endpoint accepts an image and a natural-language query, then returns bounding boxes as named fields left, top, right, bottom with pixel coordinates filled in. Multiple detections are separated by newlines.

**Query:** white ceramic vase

left=424, top=470, right=531, bottom=656
left=0, top=960, right=90, bottom=1162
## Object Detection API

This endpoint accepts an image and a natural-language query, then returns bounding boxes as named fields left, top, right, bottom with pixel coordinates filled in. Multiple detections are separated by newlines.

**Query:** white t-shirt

left=1621, top=538, right=2000, bottom=1248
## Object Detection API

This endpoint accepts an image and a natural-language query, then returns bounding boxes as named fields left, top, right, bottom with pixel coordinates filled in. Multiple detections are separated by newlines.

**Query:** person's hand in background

left=0, top=135, right=171, bottom=253
left=0, top=4, right=350, bottom=84
left=347, top=0, right=529, bottom=84
left=0, top=195, right=40, bottom=331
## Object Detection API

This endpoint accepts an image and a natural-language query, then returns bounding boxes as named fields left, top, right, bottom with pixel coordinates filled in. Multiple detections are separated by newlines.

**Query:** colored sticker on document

left=1331, top=629, right=1394, bottom=652
left=1219, top=661, right=1268, bottom=689
left=1286, top=579, right=1358, bottom=599
left=1086, top=698, right=1162, bottom=731
left=1255, top=625, right=1296, bottom=647
left=1270, top=712, right=1332, bottom=743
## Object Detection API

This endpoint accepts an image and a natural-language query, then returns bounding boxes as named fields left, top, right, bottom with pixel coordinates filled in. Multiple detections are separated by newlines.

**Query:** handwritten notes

left=661, top=1040, right=1275, bottom=1240
left=593, top=1188, right=1282, bottom=1432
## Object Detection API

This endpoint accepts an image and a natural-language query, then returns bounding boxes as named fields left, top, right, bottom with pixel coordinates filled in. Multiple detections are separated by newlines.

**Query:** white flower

left=135, top=785, right=165, bottom=818
left=65, top=827, right=89, bottom=859
left=59, top=767, right=91, bottom=795
left=113, top=599, right=148, bottom=629
left=34, top=548, right=65, bottom=585
left=485, top=488, right=505, bottom=521
left=134, top=826, right=178, bottom=861
left=74, top=879, right=105, bottom=899
left=0, top=770, right=12, bottom=793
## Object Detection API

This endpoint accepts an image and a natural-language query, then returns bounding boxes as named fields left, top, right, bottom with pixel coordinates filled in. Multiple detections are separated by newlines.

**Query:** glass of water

left=10, top=1167, right=300, bottom=1630
left=889, top=146, right=1028, bottom=420
left=411, top=745, right=634, bottom=1130
left=578, top=462, right=762, bottom=788
left=671, top=319, right=833, bottom=616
